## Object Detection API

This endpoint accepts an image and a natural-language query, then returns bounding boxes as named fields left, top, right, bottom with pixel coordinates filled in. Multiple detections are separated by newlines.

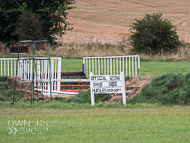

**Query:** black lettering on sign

left=91, top=76, right=96, bottom=81
left=97, top=76, right=107, bottom=81
left=92, top=88, right=102, bottom=93
left=102, top=88, right=106, bottom=93
left=109, top=82, right=117, bottom=87
left=113, top=88, right=121, bottom=93
left=107, top=89, right=113, bottom=92
left=109, top=76, right=120, bottom=80
left=93, top=82, right=103, bottom=87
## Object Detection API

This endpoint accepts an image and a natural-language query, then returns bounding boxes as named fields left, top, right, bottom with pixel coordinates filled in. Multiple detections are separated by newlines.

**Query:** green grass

left=62, top=59, right=83, bottom=72
left=0, top=105, right=190, bottom=143
left=141, top=61, right=190, bottom=77
left=61, top=59, right=190, bottom=77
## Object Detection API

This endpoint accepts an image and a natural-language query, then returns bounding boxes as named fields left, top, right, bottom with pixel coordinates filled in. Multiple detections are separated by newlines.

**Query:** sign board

left=90, top=72, right=126, bottom=106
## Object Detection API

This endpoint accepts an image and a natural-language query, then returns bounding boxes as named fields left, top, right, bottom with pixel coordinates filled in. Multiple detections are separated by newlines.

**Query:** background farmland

left=59, top=0, right=190, bottom=44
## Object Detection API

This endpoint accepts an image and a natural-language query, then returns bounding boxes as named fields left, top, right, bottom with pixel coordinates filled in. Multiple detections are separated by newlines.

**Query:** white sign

left=90, top=72, right=126, bottom=106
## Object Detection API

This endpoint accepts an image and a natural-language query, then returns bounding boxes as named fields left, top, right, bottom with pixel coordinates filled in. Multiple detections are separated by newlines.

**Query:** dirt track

left=58, top=0, right=190, bottom=44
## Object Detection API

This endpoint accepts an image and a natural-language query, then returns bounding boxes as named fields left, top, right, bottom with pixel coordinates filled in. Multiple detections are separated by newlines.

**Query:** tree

left=16, top=10, right=44, bottom=41
left=25, top=0, right=75, bottom=43
left=128, top=13, right=181, bottom=54
left=0, top=0, right=25, bottom=43
left=0, top=0, right=74, bottom=44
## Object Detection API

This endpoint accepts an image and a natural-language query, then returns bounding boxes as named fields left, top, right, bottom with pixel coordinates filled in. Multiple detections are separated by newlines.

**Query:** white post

left=47, top=60, right=50, bottom=96
left=51, top=59, right=54, bottom=92
left=135, top=56, right=137, bottom=77
left=1, top=60, right=2, bottom=76
left=129, top=57, right=130, bottom=77
left=89, top=58, right=91, bottom=76
left=98, top=58, right=100, bottom=75
left=101, top=58, right=103, bottom=75
left=57, top=58, right=61, bottom=92
left=4, top=60, right=6, bottom=76
left=92, top=58, right=94, bottom=74
left=126, top=57, right=127, bottom=76
left=121, top=71, right=126, bottom=105
left=132, top=57, right=134, bottom=77
left=44, top=60, right=47, bottom=91
left=30, top=60, right=33, bottom=81
left=86, top=58, right=88, bottom=78
left=24, top=60, right=26, bottom=80
left=122, top=57, right=124, bottom=75
left=11, top=60, right=13, bottom=77
left=113, top=58, right=115, bottom=75
left=117, top=58, right=118, bottom=75
left=95, top=59, right=97, bottom=75
left=8, top=60, right=9, bottom=77
left=90, top=72, right=95, bottom=106
left=20, top=60, right=23, bottom=80
left=14, top=60, right=16, bottom=76
left=37, top=60, right=40, bottom=87
left=104, top=58, right=106, bottom=75
left=27, top=60, right=29, bottom=80
left=138, top=56, right=140, bottom=77
left=108, top=58, right=109, bottom=75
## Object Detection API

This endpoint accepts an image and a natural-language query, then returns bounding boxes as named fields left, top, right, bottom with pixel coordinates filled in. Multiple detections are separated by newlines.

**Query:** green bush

left=0, top=76, right=22, bottom=101
left=128, top=72, right=190, bottom=105
left=66, top=97, right=85, bottom=104
left=128, top=13, right=181, bottom=55
left=0, top=76, right=9, bottom=82
left=0, top=89, right=23, bottom=101
left=65, top=90, right=111, bottom=104
left=0, top=82, right=8, bottom=90
left=127, top=95, right=146, bottom=104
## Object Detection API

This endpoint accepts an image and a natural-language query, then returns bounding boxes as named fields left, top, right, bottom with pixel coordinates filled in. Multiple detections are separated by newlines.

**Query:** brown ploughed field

left=58, top=0, right=190, bottom=44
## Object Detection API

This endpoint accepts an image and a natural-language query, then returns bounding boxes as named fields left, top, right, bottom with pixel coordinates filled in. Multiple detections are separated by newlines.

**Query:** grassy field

left=0, top=105, right=190, bottom=143
left=1, top=58, right=190, bottom=143
left=61, top=59, right=190, bottom=77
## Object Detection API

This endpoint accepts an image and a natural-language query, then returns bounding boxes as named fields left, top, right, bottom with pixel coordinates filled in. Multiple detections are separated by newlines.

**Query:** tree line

left=0, top=0, right=75, bottom=44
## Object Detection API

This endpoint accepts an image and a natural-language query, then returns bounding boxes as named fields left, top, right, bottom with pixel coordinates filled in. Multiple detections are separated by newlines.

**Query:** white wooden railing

left=0, top=57, right=62, bottom=93
left=83, top=55, right=140, bottom=79
left=0, top=58, right=17, bottom=77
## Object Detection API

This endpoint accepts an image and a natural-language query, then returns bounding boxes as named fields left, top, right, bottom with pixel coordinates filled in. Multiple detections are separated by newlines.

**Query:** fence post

left=90, top=72, right=95, bottom=106
left=57, top=58, right=62, bottom=92
left=138, top=56, right=140, bottom=77
left=20, top=60, right=23, bottom=80
left=121, top=71, right=126, bottom=105
left=82, top=64, right=84, bottom=73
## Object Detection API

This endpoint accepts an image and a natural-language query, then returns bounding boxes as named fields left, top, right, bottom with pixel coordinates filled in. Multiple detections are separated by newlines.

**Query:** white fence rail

left=0, top=57, right=62, bottom=93
left=0, top=59, right=17, bottom=77
left=83, top=55, right=140, bottom=79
